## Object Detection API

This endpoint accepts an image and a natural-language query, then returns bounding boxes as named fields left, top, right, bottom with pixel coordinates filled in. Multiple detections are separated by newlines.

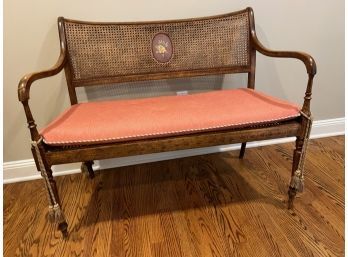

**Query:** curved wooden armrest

left=18, top=17, right=67, bottom=141
left=247, top=6, right=317, bottom=116
left=18, top=17, right=67, bottom=103
left=18, top=53, right=66, bottom=102
left=251, top=34, right=316, bottom=115
left=18, top=52, right=66, bottom=141
left=251, top=34, right=317, bottom=76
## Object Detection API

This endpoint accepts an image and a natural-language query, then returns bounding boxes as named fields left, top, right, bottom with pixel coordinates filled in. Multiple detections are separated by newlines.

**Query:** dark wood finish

left=248, top=8, right=316, bottom=116
left=62, top=9, right=251, bottom=88
left=46, top=121, right=300, bottom=165
left=288, top=134, right=304, bottom=209
left=81, top=161, right=95, bottom=179
left=72, top=68, right=251, bottom=88
left=247, top=7, right=256, bottom=89
left=288, top=114, right=312, bottom=209
left=36, top=140, right=69, bottom=237
left=4, top=137, right=344, bottom=256
left=17, top=7, right=317, bottom=237
left=17, top=18, right=67, bottom=141
left=239, top=142, right=247, bottom=159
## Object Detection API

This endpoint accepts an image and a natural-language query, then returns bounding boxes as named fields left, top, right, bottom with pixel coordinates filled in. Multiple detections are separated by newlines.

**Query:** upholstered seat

left=41, top=88, right=300, bottom=146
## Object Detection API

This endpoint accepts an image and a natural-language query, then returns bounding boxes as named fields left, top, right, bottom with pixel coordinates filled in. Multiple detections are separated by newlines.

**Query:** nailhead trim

left=42, top=114, right=300, bottom=146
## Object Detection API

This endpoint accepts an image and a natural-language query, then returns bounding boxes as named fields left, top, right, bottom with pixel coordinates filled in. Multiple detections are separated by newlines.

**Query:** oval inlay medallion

left=152, top=33, right=173, bottom=63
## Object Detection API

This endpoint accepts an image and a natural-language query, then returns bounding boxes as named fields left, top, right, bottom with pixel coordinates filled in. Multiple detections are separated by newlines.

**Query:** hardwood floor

left=4, top=136, right=344, bottom=257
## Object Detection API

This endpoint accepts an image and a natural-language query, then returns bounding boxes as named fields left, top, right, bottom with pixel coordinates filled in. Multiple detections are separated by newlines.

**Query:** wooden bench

left=18, top=7, right=316, bottom=238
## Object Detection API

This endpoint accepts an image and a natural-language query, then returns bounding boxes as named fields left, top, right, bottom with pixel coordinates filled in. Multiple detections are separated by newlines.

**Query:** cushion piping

left=42, top=114, right=300, bottom=146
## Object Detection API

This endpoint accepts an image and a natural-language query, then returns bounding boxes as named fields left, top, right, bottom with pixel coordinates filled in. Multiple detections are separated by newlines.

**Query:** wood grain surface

left=4, top=136, right=344, bottom=257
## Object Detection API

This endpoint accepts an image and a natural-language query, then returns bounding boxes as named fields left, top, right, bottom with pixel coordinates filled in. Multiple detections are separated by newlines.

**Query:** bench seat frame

left=18, top=8, right=316, bottom=238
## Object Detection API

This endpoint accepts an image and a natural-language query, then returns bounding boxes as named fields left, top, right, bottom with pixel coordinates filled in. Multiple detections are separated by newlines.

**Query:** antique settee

left=18, top=7, right=316, bottom=237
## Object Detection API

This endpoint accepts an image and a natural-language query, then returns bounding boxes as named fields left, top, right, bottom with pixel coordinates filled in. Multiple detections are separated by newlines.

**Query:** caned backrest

left=59, top=8, right=253, bottom=89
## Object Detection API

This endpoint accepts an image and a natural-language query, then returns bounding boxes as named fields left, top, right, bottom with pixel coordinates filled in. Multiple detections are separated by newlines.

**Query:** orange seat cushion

left=41, top=88, right=300, bottom=146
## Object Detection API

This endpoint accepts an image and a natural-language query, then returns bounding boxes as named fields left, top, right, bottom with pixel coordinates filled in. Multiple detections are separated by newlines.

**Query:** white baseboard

left=3, top=117, right=344, bottom=184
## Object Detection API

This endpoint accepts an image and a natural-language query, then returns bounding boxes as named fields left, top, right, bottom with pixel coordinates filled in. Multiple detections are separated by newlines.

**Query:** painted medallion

left=152, top=33, right=173, bottom=63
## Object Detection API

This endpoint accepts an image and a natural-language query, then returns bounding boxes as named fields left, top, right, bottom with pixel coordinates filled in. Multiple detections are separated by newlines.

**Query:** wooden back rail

left=17, top=7, right=316, bottom=237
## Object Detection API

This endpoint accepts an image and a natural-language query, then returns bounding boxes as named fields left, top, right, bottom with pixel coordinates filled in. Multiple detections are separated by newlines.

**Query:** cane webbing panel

left=63, top=10, right=250, bottom=84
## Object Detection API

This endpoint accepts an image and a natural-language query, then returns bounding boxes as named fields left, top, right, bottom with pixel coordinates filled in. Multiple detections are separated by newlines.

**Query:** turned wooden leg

left=291, top=136, right=303, bottom=175
left=239, top=142, right=247, bottom=159
left=43, top=167, right=68, bottom=238
left=288, top=136, right=304, bottom=209
left=33, top=140, right=68, bottom=238
left=81, top=161, right=95, bottom=179
left=288, top=132, right=306, bottom=209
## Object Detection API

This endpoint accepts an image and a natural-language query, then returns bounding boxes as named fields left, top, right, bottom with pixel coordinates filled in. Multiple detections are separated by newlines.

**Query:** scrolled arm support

left=250, top=33, right=317, bottom=116
left=18, top=53, right=66, bottom=103
left=18, top=51, right=66, bottom=141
